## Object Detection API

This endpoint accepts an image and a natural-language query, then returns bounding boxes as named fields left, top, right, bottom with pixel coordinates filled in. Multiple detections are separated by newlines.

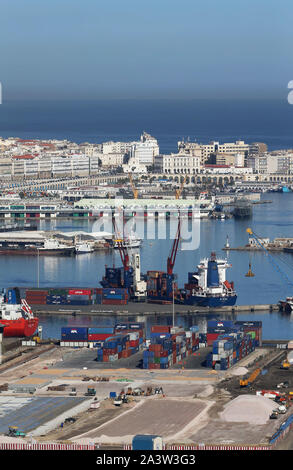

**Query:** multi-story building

left=99, top=152, right=125, bottom=167
left=247, top=152, right=293, bottom=174
left=154, top=153, right=201, bottom=174
left=178, top=139, right=251, bottom=166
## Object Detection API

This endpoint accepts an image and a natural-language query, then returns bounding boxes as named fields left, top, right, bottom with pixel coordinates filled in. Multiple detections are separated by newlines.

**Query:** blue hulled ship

left=183, top=252, right=237, bottom=307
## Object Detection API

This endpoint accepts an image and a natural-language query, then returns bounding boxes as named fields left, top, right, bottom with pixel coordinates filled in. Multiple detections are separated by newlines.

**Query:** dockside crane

left=246, top=228, right=293, bottom=287
left=112, top=214, right=130, bottom=272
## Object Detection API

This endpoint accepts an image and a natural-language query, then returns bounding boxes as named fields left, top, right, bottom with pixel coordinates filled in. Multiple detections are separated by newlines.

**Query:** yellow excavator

left=239, top=367, right=261, bottom=387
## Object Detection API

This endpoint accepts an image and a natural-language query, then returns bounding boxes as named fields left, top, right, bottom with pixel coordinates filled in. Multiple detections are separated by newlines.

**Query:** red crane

left=167, top=215, right=181, bottom=275
left=112, top=214, right=130, bottom=271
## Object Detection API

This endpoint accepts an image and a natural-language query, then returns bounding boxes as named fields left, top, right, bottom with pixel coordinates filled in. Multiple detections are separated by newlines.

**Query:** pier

left=33, top=302, right=280, bottom=316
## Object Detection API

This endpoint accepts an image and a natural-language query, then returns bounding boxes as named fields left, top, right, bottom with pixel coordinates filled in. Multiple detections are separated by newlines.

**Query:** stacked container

left=96, top=322, right=145, bottom=361
left=206, top=330, right=258, bottom=370
left=25, top=289, right=49, bottom=305
left=143, top=325, right=199, bottom=369
left=234, top=321, right=262, bottom=347
left=206, top=320, right=239, bottom=346
left=95, top=288, right=128, bottom=305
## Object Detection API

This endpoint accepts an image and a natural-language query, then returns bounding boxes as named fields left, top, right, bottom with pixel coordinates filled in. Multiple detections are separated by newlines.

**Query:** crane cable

left=246, top=228, right=293, bottom=288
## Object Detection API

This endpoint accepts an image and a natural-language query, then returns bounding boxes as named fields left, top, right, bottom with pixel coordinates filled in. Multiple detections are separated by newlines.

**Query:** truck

left=84, top=388, right=96, bottom=396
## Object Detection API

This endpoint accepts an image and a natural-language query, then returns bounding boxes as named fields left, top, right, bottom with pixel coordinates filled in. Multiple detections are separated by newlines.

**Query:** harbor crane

left=175, top=175, right=187, bottom=199
left=112, top=214, right=130, bottom=272
left=246, top=228, right=293, bottom=287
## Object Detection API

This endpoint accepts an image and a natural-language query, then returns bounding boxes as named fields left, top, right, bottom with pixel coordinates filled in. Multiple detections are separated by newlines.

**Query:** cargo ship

left=0, top=288, right=39, bottom=337
left=181, top=252, right=237, bottom=307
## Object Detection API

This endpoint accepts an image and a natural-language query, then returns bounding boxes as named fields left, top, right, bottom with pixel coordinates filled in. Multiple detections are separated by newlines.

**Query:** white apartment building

left=129, top=132, right=159, bottom=166
left=246, top=153, right=293, bottom=174
left=102, top=141, right=134, bottom=155
left=99, top=152, right=125, bottom=167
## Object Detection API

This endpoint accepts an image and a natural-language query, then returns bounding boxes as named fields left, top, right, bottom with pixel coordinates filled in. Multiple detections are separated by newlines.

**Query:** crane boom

left=112, top=215, right=130, bottom=271
left=246, top=228, right=293, bottom=287
left=167, top=216, right=181, bottom=275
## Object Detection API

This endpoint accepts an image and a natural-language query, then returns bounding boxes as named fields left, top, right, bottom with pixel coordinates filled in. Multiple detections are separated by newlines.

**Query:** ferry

left=0, top=289, right=39, bottom=337
left=183, top=252, right=237, bottom=307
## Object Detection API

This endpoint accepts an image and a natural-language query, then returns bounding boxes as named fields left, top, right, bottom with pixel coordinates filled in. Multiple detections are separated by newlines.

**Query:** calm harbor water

left=2, top=192, right=293, bottom=340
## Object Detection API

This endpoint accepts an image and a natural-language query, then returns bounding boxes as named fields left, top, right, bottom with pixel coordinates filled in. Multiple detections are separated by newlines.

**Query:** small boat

left=114, top=231, right=142, bottom=249
left=75, top=242, right=95, bottom=254
left=279, top=297, right=293, bottom=312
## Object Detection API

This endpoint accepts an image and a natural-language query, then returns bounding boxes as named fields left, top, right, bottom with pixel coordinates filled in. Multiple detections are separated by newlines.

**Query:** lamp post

left=172, top=281, right=175, bottom=327
left=37, top=247, right=40, bottom=288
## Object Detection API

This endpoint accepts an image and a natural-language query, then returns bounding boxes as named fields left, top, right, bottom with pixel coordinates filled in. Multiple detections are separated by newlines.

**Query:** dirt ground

left=0, top=344, right=292, bottom=449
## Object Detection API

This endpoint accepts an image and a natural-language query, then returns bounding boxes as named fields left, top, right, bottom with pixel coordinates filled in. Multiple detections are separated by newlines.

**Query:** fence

left=0, top=443, right=95, bottom=450
left=123, top=444, right=270, bottom=451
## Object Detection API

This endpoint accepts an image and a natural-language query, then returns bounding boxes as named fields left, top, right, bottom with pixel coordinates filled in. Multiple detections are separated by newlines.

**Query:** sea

left=1, top=98, right=293, bottom=340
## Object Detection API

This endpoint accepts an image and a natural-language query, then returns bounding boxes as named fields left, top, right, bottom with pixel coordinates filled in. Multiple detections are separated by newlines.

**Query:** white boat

left=114, top=236, right=142, bottom=249
left=114, top=230, right=142, bottom=249
left=75, top=242, right=95, bottom=254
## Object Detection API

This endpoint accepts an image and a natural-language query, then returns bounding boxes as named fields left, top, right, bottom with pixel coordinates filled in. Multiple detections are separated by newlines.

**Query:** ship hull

left=186, top=294, right=237, bottom=307
left=147, top=294, right=237, bottom=307
left=0, top=248, right=74, bottom=256
left=1, top=317, right=39, bottom=337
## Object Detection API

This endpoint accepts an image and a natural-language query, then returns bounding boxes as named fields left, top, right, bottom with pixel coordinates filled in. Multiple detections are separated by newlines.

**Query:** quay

left=33, top=302, right=280, bottom=316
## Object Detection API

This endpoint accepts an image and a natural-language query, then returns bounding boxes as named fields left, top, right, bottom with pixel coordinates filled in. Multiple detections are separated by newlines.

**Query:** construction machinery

left=175, top=175, right=187, bottom=199
left=6, top=426, right=26, bottom=437
left=84, top=387, right=96, bottom=396
left=281, top=360, right=290, bottom=370
left=239, top=367, right=261, bottom=387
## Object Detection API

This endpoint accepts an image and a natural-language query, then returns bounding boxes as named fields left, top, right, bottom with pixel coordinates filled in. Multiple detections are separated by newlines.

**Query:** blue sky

left=0, top=0, right=291, bottom=99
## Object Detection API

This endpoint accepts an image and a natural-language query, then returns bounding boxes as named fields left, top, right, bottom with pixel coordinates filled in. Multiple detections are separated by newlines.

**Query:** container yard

left=1, top=322, right=293, bottom=451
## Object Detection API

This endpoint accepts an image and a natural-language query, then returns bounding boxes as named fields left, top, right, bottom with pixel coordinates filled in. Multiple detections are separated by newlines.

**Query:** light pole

left=37, top=247, right=40, bottom=288
left=172, top=281, right=175, bottom=327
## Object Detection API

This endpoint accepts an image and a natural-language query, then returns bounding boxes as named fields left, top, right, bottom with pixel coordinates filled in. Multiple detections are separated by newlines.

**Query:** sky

left=0, top=0, right=292, bottom=100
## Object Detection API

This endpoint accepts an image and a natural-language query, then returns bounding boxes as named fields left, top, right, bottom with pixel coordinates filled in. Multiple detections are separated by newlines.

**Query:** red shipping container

left=130, top=340, right=139, bottom=348
left=151, top=326, right=171, bottom=334
left=102, top=299, right=127, bottom=305
left=88, top=333, right=113, bottom=341
left=68, top=289, right=92, bottom=296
